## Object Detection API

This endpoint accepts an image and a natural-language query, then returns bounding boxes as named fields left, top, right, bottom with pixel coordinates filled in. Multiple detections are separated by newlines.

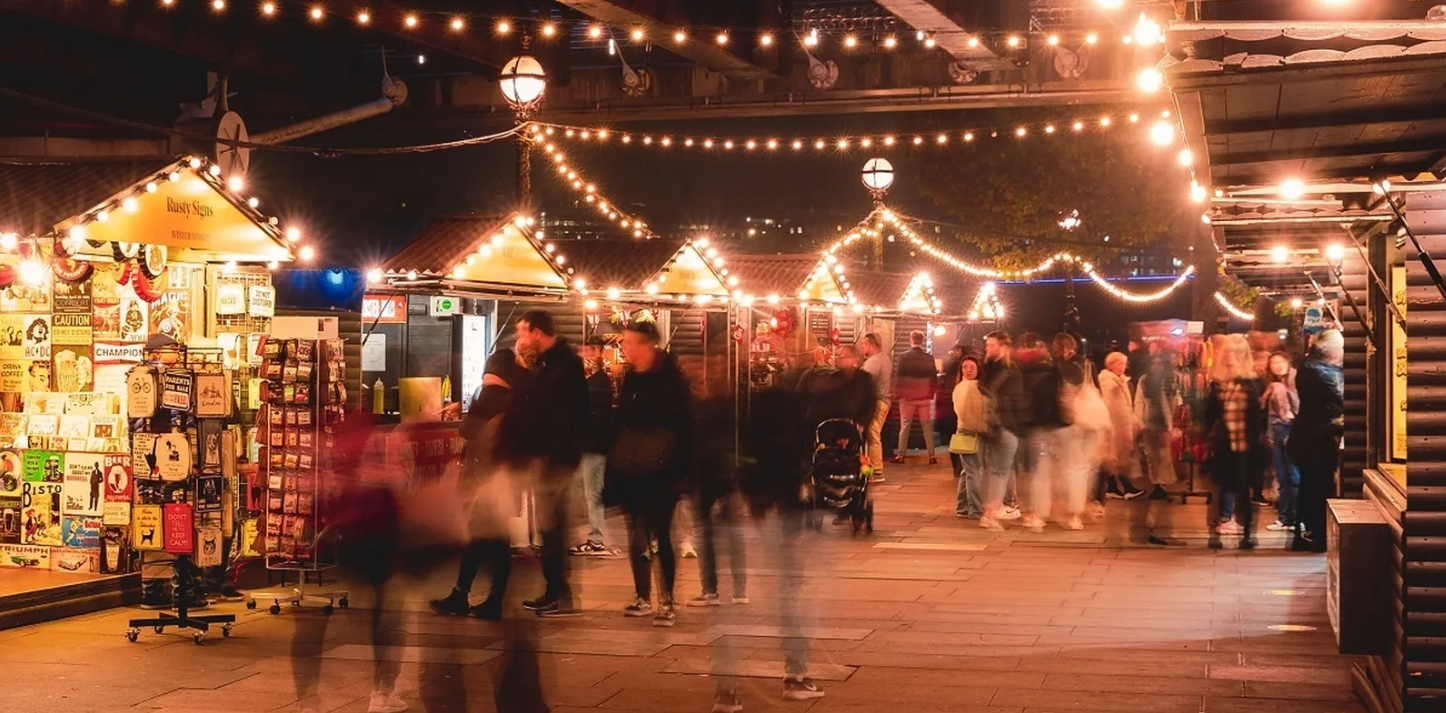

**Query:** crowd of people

left=306, top=308, right=1346, bottom=713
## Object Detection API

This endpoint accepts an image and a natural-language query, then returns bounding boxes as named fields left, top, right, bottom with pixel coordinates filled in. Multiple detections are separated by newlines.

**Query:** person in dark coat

left=570, top=337, right=617, bottom=556
left=795, top=345, right=875, bottom=430
left=505, top=309, right=590, bottom=617
left=610, top=320, right=695, bottom=627
left=430, top=349, right=528, bottom=620
left=893, top=331, right=941, bottom=464
left=979, top=331, right=1027, bottom=530
left=937, top=344, right=965, bottom=476
left=1204, top=334, right=1268, bottom=549
left=685, top=358, right=748, bottom=607
left=1290, top=330, right=1345, bottom=553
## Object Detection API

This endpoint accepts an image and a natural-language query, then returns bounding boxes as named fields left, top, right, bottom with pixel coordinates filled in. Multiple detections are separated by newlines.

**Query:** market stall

left=0, top=156, right=303, bottom=629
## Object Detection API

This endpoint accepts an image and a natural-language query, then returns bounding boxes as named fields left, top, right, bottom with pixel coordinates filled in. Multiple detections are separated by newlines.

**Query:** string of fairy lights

left=127, top=0, right=1155, bottom=56
left=536, top=110, right=1179, bottom=157
left=532, top=130, right=658, bottom=240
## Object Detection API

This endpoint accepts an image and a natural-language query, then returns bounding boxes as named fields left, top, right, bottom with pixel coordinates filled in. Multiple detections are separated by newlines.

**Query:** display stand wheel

left=153, top=626, right=164, bottom=634
left=322, top=604, right=335, bottom=615
left=125, top=628, right=140, bottom=643
left=246, top=600, right=257, bottom=610
left=221, top=624, right=233, bottom=638
left=338, top=597, right=349, bottom=609
left=269, top=604, right=281, bottom=615
left=193, top=632, right=206, bottom=645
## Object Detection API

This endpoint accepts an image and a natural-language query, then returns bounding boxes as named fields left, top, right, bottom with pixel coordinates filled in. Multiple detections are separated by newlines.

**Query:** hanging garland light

left=1214, top=291, right=1255, bottom=321
left=533, top=129, right=657, bottom=240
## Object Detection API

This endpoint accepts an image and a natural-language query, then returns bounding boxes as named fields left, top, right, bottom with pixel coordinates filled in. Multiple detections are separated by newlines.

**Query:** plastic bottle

left=372, top=378, right=385, bottom=415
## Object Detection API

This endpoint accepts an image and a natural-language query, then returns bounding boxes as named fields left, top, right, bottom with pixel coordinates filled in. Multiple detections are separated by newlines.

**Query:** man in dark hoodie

left=1290, top=330, right=1345, bottom=553
left=570, top=337, right=618, bottom=557
left=611, top=320, right=694, bottom=627
left=505, top=309, right=590, bottom=618
left=796, top=345, right=876, bottom=430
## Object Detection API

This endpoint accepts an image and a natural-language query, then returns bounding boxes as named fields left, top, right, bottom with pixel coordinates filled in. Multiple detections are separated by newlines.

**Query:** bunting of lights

left=533, top=130, right=658, bottom=239
left=823, top=204, right=1197, bottom=305
left=539, top=110, right=1175, bottom=158
left=898, top=272, right=942, bottom=315
left=967, top=282, right=1003, bottom=322
left=1214, top=291, right=1255, bottom=321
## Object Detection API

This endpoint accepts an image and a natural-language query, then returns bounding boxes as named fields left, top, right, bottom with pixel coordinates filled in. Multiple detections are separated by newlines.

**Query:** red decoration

left=52, top=256, right=94, bottom=283
left=0, top=264, right=15, bottom=290
left=830, top=327, right=841, bottom=347
left=132, top=267, right=165, bottom=302
left=732, top=324, right=746, bottom=344
left=771, top=308, right=797, bottom=339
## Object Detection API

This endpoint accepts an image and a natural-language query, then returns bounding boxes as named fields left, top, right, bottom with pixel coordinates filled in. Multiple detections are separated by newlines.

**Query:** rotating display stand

left=126, top=555, right=234, bottom=644
left=244, top=338, right=348, bottom=616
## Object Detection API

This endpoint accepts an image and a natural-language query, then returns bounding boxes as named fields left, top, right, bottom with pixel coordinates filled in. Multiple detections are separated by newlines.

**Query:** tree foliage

left=913, top=127, right=1204, bottom=271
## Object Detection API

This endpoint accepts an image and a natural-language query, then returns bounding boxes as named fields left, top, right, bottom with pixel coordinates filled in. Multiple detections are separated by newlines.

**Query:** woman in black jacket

left=1205, top=335, right=1268, bottom=550
left=610, top=320, right=695, bottom=627
left=979, top=331, right=1027, bottom=531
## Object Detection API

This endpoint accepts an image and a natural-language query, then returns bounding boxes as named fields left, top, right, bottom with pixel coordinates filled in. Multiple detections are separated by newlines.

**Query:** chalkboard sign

left=807, top=310, right=834, bottom=342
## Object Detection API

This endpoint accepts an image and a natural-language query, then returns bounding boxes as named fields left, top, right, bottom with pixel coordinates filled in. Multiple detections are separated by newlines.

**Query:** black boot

left=469, top=599, right=503, bottom=621
left=139, top=579, right=170, bottom=610
left=430, top=587, right=471, bottom=616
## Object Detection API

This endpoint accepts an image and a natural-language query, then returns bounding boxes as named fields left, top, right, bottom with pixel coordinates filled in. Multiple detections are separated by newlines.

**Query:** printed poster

left=62, top=515, right=101, bottom=548
left=62, top=453, right=104, bottom=517
left=215, top=284, right=245, bottom=315
left=240, top=517, right=261, bottom=557
left=132, top=432, right=156, bottom=479
left=50, top=546, right=99, bottom=573
left=26, top=360, right=50, bottom=392
left=66, top=392, right=111, bottom=416
left=0, top=448, right=19, bottom=496
left=51, top=313, right=92, bottom=346
left=249, top=285, right=276, bottom=317
left=195, top=474, right=223, bottom=513
left=103, top=454, right=132, bottom=501
left=94, top=366, right=131, bottom=418
left=20, top=480, right=63, bottom=545
left=0, top=543, right=51, bottom=569
left=132, top=504, right=162, bottom=551
left=92, top=303, right=121, bottom=341
left=153, top=433, right=190, bottom=481
left=0, top=315, right=23, bottom=360
left=52, top=277, right=91, bottom=314
left=101, top=526, right=136, bottom=574
left=52, top=344, right=93, bottom=392
left=161, top=369, right=193, bottom=411
left=118, top=297, right=148, bottom=342
left=0, top=495, right=19, bottom=543
left=195, top=524, right=222, bottom=567
left=2, top=283, right=51, bottom=313
left=90, top=264, right=123, bottom=309
left=0, top=360, right=24, bottom=393
left=22, top=450, right=63, bottom=482
left=150, top=292, right=189, bottom=341
left=195, top=374, right=230, bottom=417
left=22, top=314, right=51, bottom=360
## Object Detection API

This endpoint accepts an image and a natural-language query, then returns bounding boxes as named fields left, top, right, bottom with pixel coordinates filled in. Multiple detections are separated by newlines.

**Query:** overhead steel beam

left=555, top=0, right=779, bottom=80
left=0, top=136, right=170, bottom=161
left=1206, top=105, right=1446, bottom=137
left=872, top=0, right=1013, bottom=71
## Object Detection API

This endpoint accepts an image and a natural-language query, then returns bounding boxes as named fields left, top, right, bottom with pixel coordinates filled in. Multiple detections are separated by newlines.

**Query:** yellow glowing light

left=309, top=5, right=323, bottom=21
left=404, top=14, right=418, bottom=28
left=1047, top=35, right=1059, bottom=46
left=261, top=2, right=276, bottom=16
left=674, top=29, right=686, bottom=43
left=1086, top=32, right=1098, bottom=44
left=356, top=9, right=369, bottom=23
left=760, top=33, right=774, bottom=46
left=716, top=32, right=729, bottom=45
left=588, top=24, right=603, bottom=39
left=1007, top=36, right=1021, bottom=48
left=299, top=245, right=316, bottom=261
left=542, top=23, right=557, bottom=37
left=496, top=19, right=510, bottom=34
left=450, top=17, right=464, bottom=31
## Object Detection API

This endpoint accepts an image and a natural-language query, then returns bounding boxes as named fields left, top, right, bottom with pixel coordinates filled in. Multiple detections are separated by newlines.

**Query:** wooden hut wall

left=1403, top=190, right=1446, bottom=713
left=836, top=314, right=860, bottom=347
left=669, top=308, right=707, bottom=386
left=492, top=300, right=586, bottom=352
left=1339, top=245, right=1372, bottom=498
left=405, top=294, right=454, bottom=379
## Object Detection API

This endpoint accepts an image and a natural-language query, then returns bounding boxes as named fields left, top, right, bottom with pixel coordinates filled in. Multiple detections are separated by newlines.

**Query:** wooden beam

left=555, top=0, right=778, bottom=80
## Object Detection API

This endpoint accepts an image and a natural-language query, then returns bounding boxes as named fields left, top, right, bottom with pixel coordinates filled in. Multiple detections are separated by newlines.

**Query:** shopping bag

left=949, top=431, right=980, bottom=455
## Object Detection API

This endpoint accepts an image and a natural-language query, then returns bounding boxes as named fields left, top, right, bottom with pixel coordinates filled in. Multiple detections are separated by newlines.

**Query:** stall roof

left=381, top=213, right=570, bottom=294
left=557, top=239, right=685, bottom=292
left=0, top=161, right=160, bottom=237
left=726, top=254, right=826, bottom=297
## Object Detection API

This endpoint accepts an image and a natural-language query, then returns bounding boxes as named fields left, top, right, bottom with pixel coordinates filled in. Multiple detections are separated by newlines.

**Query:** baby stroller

left=809, top=419, right=874, bottom=535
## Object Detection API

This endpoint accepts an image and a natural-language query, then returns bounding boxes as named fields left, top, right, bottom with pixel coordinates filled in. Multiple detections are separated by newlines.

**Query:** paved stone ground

left=0, top=462, right=1364, bottom=713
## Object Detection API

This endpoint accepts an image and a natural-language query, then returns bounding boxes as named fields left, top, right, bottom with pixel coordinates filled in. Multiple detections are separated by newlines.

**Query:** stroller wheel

left=865, top=502, right=875, bottom=535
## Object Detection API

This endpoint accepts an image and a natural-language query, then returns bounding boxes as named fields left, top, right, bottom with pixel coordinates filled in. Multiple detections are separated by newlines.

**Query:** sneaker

left=928, top=457, right=938, bottom=466
left=1089, top=503, right=1106, bottom=521
left=429, top=588, right=471, bottom=616
left=712, top=689, right=744, bottom=713
left=623, top=597, right=652, bottom=617
left=367, top=690, right=408, bottom=713
left=1022, top=515, right=1046, bottom=533
left=536, top=597, right=583, bottom=618
left=1105, top=490, right=1126, bottom=500
left=654, top=599, right=676, bottom=627
left=687, top=593, right=723, bottom=607
left=468, top=601, right=503, bottom=621
left=955, top=511, right=980, bottom=519
left=889, top=456, right=906, bottom=465
left=870, top=473, right=887, bottom=484
left=1218, top=521, right=1244, bottom=535
left=782, top=677, right=825, bottom=701
left=681, top=541, right=698, bottom=559
left=998, top=506, right=1022, bottom=521
left=522, top=594, right=553, bottom=612
left=979, top=517, right=1004, bottom=532
left=569, top=541, right=606, bottom=556
left=213, top=583, right=245, bottom=602
left=1265, top=521, right=1292, bottom=532
left=732, top=596, right=750, bottom=605
left=1064, top=516, right=1085, bottom=531
left=1122, top=487, right=1147, bottom=500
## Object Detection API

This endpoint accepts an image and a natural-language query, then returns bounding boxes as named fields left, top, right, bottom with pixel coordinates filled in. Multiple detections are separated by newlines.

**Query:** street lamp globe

left=861, top=157, right=895, bottom=196
left=500, top=55, right=547, bottom=111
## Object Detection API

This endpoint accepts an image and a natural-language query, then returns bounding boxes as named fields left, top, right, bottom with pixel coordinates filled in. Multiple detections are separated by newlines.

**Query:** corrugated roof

left=382, top=214, right=510, bottom=275
left=727, top=254, right=825, bottom=295
left=556, top=239, right=685, bottom=291
left=0, top=161, right=171, bottom=236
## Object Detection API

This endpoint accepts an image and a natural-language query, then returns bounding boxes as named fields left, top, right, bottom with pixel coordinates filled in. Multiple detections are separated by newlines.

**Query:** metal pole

left=1383, top=193, right=1446, bottom=304
left=1323, top=267, right=1375, bottom=349
left=515, top=119, right=533, bottom=211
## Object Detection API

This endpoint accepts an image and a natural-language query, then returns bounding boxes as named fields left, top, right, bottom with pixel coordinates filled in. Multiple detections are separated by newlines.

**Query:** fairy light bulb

left=356, top=9, right=369, bottom=24
left=1149, top=120, right=1175, bottom=145
left=760, top=33, right=774, bottom=46
left=450, top=17, right=464, bottom=31
left=309, top=5, right=323, bottom=21
left=715, top=32, right=729, bottom=45
left=674, top=29, right=686, bottom=43
left=1136, top=67, right=1164, bottom=93
left=588, top=24, right=603, bottom=39
left=261, top=2, right=275, bottom=16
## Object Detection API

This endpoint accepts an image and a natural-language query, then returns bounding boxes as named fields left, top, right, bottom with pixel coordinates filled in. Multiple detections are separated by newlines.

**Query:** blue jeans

left=983, top=430, right=1020, bottom=512
left=955, top=448, right=985, bottom=517
left=1271, top=421, right=1300, bottom=525
left=578, top=454, right=607, bottom=545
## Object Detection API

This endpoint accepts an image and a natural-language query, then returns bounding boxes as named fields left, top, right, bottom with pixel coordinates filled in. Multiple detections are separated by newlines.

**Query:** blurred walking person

left=611, top=320, right=695, bottom=627
left=979, top=332, right=1027, bottom=531
left=952, top=356, right=990, bottom=519
left=1130, top=348, right=1182, bottom=546
left=687, top=357, right=748, bottom=608
left=938, top=344, right=965, bottom=476
left=1205, top=335, right=1267, bottom=550
left=1263, top=352, right=1301, bottom=533
left=570, top=337, right=619, bottom=556
left=506, top=310, right=590, bottom=617
left=1098, top=352, right=1144, bottom=500
left=859, top=333, right=892, bottom=481
left=893, top=331, right=939, bottom=465
left=429, top=349, right=528, bottom=620
left=1291, top=330, right=1345, bottom=552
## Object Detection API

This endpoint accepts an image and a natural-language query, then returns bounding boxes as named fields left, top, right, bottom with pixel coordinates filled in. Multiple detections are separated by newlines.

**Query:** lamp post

left=499, top=52, right=547, bottom=211
left=861, top=158, right=894, bottom=268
